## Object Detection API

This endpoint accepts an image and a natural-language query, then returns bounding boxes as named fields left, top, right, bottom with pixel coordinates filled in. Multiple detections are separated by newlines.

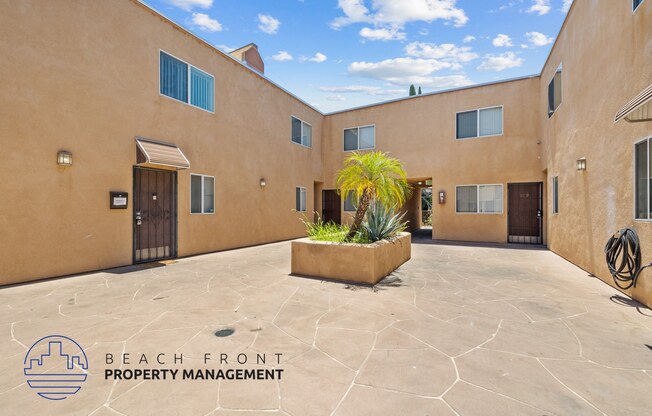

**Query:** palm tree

left=337, top=151, right=412, bottom=241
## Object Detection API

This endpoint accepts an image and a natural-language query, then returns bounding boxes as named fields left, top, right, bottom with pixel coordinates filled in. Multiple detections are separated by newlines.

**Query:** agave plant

left=361, top=202, right=409, bottom=242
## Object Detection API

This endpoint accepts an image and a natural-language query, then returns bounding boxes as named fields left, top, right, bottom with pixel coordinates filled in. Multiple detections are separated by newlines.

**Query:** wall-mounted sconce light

left=259, top=178, right=267, bottom=188
left=576, top=158, right=587, bottom=171
left=438, top=191, right=445, bottom=204
left=57, top=150, right=73, bottom=166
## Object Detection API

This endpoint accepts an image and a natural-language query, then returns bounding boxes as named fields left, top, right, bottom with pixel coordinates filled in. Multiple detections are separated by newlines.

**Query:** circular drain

left=214, top=327, right=235, bottom=337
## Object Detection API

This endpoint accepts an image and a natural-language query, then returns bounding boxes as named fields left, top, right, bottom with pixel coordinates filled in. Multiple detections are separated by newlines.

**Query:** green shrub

left=361, top=203, right=408, bottom=242
left=300, top=214, right=370, bottom=243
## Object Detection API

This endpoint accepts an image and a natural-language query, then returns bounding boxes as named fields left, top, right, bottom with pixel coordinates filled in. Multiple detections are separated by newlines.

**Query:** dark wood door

left=133, top=167, right=177, bottom=263
left=322, top=190, right=341, bottom=224
left=508, top=182, right=542, bottom=244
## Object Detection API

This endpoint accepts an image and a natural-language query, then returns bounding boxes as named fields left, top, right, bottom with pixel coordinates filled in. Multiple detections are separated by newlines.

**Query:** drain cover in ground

left=214, top=328, right=235, bottom=337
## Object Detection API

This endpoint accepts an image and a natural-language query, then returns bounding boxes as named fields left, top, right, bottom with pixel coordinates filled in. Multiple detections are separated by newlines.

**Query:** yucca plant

left=362, top=202, right=409, bottom=242
left=336, top=151, right=411, bottom=241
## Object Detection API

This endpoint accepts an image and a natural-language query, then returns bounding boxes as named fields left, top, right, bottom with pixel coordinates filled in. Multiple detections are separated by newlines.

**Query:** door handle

left=136, top=211, right=142, bottom=226
left=537, top=210, right=543, bottom=218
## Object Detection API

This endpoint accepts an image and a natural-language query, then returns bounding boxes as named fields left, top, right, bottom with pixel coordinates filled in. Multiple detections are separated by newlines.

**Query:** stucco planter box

left=291, top=232, right=411, bottom=285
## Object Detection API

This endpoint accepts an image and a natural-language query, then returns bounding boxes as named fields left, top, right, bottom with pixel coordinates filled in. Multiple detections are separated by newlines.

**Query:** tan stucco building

left=1, top=1, right=651, bottom=306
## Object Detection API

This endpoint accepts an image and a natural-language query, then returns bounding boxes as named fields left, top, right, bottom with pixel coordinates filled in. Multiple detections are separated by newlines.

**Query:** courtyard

left=1, top=234, right=652, bottom=416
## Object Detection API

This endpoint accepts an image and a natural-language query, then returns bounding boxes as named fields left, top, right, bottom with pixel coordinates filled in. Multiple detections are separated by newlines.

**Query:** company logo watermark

left=23, top=335, right=89, bottom=400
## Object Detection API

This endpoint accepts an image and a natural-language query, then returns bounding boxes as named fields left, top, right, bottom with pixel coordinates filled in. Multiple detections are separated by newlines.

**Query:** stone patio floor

left=1, top=234, right=652, bottom=416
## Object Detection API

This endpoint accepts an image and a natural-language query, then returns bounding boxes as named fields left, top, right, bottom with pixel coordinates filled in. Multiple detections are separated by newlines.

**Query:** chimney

left=229, top=43, right=265, bottom=74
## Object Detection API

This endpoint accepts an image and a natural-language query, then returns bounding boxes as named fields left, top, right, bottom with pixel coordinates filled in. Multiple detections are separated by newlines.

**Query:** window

left=291, top=117, right=312, bottom=147
left=456, top=184, right=503, bottom=214
left=191, top=174, right=215, bottom=214
left=634, top=0, right=645, bottom=11
left=295, top=187, right=307, bottom=212
left=548, top=65, right=562, bottom=117
left=160, top=51, right=214, bottom=112
left=344, top=125, right=375, bottom=151
left=552, top=176, right=559, bottom=214
left=635, top=138, right=651, bottom=220
left=456, top=106, right=503, bottom=139
left=344, top=192, right=357, bottom=212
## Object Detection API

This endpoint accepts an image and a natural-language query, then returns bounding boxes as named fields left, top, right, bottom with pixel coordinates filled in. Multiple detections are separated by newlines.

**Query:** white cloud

left=528, top=0, right=551, bottom=15
left=463, top=35, right=476, bottom=43
left=166, top=0, right=212, bottom=12
left=359, top=26, right=406, bottom=41
left=347, top=57, right=472, bottom=87
left=319, top=85, right=404, bottom=96
left=272, top=51, right=293, bottom=61
left=561, top=0, right=573, bottom=12
left=190, top=13, right=222, bottom=32
left=217, top=45, right=236, bottom=53
left=405, top=42, right=478, bottom=64
left=325, top=94, right=346, bottom=102
left=492, top=34, right=513, bottom=47
left=258, top=14, right=280, bottom=34
left=525, top=31, right=554, bottom=47
left=477, top=52, right=523, bottom=71
left=331, top=0, right=468, bottom=29
left=308, top=53, right=328, bottom=63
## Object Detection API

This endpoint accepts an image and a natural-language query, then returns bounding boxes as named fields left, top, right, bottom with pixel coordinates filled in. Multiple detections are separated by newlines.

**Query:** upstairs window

left=635, top=138, right=651, bottom=220
left=160, top=51, right=214, bottom=112
left=456, top=106, right=503, bottom=139
left=295, top=187, right=307, bottom=212
left=456, top=184, right=503, bottom=214
left=291, top=117, right=312, bottom=147
left=634, top=0, right=645, bottom=11
left=344, top=125, right=375, bottom=151
left=552, top=176, right=559, bottom=214
left=548, top=65, right=562, bottom=117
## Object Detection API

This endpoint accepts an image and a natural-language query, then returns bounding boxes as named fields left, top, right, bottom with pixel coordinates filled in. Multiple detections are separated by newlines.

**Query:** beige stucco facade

left=1, top=1, right=651, bottom=306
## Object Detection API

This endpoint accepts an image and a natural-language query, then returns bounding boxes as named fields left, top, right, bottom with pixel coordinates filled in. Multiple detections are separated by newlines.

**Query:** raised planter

left=291, top=232, right=411, bottom=285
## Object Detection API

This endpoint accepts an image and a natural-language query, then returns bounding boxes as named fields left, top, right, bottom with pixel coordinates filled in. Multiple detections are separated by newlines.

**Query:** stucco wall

left=0, top=0, right=322, bottom=285
left=540, top=0, right=652, bottom=306
left=323, top=77, right=544, bottom=243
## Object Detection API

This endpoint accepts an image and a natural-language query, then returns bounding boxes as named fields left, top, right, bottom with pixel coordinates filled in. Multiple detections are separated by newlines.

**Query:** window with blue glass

left=160, top=51, right=214, bottom=112
left=634, top=0, right=645, bottom=12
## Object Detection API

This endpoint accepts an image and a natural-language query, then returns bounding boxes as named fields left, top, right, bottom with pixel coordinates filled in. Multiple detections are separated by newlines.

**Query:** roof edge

left=324, top=75, right=540, bottom=116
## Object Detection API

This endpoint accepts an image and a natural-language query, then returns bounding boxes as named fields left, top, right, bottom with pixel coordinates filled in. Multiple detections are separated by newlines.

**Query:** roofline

left=324, top=75, right=540, bottom=116
left=134, top=0, right=323, bottom=114
left=540, top=0, right=577, bottom=72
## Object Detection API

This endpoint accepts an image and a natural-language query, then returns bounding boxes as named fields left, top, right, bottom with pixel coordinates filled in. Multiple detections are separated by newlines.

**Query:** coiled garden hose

left=604, top=228, right=652, bottom=289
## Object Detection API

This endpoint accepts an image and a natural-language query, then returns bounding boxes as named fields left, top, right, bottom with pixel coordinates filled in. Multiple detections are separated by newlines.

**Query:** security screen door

left=508, top=182, right=543, bottom=244
left=322, top=190, right=342, bottom=224
left=133, top=167, right=177, bottom=263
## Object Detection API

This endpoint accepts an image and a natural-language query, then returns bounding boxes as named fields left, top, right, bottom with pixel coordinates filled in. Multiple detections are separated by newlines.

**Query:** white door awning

left=614, top=84, right=652, bottom=123
left=136, top=137, right=190, bottom=170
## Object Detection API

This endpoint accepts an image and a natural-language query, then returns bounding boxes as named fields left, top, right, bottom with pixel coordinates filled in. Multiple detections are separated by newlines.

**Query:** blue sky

left=142, top=0, right=572, bottom=113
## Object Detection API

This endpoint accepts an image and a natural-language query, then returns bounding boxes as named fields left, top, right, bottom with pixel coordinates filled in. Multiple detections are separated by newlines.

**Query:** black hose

left=604, top=228, right=652, bottom=290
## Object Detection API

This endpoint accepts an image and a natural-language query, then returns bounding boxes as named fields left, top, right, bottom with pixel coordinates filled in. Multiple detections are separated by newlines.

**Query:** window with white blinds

left=456, top=184, right=503, bottom=214
left=295, top=187, right=307, bottom=212
left=456, top=106, right=503, bottom=139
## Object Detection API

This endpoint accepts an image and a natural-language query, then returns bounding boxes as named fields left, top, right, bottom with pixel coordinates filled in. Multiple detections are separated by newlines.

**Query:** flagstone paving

left=1, top=234, right=652, bottom=416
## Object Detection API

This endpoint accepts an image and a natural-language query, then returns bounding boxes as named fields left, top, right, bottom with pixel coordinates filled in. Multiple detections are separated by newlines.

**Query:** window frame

left=455, top=105, right=504, bottom=140
left=547, top=64, right=562, bottom=118
left=290, top=116, right=313, bottom=148
left=190, top=174, right=215, bottom=215
left=343, top=192, right=357, bottom=212
left=295, top=186, right=307, bottom=212
left=159, top=49, right=215, bottom=113
left=343, top=124, right=376, bottom=152
left=634, top=136, right=651, bottom=221
left=455, top=184, right=504, bottom=214
left=552, top=176, right=559, bottom=215
left=633, top=0, right=646, bottom=12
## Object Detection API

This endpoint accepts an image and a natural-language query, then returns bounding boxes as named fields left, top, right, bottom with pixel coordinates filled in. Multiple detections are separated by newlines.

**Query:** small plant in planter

left=291, top=152, right=413, bottom=285
left=337, top=151, right=412, bottom=241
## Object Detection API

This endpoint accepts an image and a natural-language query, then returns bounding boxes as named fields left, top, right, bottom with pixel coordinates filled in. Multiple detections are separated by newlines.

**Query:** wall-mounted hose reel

left=604, top=228, right=652, bottom=290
